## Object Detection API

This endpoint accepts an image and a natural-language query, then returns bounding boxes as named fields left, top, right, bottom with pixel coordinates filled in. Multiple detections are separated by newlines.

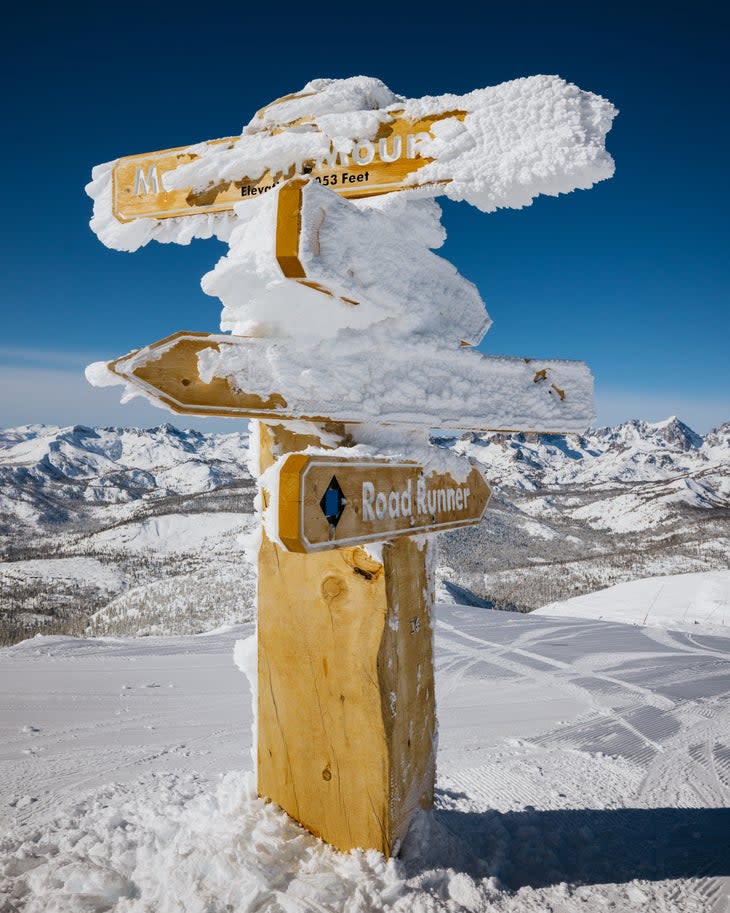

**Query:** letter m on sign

left=134, top=165, right=159, bottom=196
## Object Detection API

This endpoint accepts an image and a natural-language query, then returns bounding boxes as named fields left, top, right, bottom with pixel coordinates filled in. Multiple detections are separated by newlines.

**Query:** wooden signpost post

left=88, top=85, right=599, bottom=857
left=257, top=423, right=438, bottom=855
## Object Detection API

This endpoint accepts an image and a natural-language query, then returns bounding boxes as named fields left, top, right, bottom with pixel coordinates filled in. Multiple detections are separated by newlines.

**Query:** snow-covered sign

left=97, top=331, right=593, bottom=432
left=276, top=455, right=491, bottom=553
left=84, top=72, right=618, bottom=858
left=87, top=75, right=616, bottom=253
left=111, top=110, right=464, bottom=223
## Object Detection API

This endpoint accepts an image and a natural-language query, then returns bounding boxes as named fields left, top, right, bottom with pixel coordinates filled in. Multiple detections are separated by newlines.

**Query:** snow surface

left=538, top=570, right=730, bottom=630
left=0, top=558, right=122, bottom=590
left=1, top=603, right=729, bottom=912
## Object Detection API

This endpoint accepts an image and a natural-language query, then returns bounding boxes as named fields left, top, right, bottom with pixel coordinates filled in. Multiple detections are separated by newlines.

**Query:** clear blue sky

left=1, top=1, right=728, bottom=433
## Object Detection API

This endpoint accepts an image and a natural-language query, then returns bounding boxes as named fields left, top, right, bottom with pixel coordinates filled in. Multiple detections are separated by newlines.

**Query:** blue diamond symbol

left=320, top=475, right=346, bottom=528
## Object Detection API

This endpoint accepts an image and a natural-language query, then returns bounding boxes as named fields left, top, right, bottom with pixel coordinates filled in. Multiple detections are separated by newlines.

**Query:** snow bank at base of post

left=0, top=770, right=502, bottom=913
left=1, top=759, right=696, bottom=913
left=536, top=570, right=730, bottom=631
left=86, top=74, right=616, bottom=253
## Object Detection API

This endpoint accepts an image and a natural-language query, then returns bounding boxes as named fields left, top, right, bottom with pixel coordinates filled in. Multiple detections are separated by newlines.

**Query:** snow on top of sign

left=166, top=74, right=615, bottom=209
left=86, top=160, right=238, bottom=253
left=86, top=308, right=595, bottom=432
left=246, top=76, right=402, bottom=132
left=401, top=76, right=616, bottom=211
left=86, top=74, right=616, bottom=252
left=195, top=333, right=594, bottom=430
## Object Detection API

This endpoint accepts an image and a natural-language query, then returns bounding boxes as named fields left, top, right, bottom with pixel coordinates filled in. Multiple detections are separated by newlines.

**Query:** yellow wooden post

left=256, top=421, right=436, bottom=855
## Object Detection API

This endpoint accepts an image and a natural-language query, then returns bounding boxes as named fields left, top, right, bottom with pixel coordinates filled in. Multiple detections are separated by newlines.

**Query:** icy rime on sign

left=84, top=75, right=616, bottom=856
left=85, top=75, right=616, bottom=432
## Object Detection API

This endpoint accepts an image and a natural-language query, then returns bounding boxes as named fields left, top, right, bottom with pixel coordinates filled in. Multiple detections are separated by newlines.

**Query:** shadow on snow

left=403, top=795, right=730, bottom=889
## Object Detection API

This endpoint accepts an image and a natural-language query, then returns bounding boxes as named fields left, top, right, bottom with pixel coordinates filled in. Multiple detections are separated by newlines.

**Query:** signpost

left=256, top=423, right=436, bottom=855
left=86, top=77, right=609, bottom=857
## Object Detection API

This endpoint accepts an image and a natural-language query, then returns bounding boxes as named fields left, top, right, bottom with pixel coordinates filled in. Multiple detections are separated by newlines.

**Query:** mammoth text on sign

left=111, top=111, right=465, bottom=223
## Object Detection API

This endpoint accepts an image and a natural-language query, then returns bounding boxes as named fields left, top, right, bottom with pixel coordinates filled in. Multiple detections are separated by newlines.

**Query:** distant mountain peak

left=646, top=416, right=703, bottom=450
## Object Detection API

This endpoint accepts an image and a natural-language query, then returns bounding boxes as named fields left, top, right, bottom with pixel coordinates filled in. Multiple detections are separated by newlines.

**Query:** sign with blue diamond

left=276, top=454, right=491, bottom=554
left=320, top=476, right=346, bottom=528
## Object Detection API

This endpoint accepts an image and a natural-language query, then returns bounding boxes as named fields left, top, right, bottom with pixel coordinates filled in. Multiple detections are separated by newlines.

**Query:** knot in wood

left=321, top=575, right=347, bottom=602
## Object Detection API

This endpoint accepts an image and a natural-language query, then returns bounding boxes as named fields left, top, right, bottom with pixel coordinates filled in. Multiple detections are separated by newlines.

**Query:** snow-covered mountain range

left=0, top=418, right=728, bottom=642
left=0, top=423, right=253, bottom=528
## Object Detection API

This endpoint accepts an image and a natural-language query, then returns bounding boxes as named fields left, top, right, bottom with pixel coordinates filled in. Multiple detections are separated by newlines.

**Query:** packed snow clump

left=202, top=180, right=490, bottom=345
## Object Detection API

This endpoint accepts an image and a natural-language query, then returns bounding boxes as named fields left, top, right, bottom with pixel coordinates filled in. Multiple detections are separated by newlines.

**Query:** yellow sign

left=277, top=454, right=491, bottom=553
left=107, top=332, right=292, bottom=419
left=104, top=331, right=586, bottom=432
left=111, top=111, right=464, bottom=223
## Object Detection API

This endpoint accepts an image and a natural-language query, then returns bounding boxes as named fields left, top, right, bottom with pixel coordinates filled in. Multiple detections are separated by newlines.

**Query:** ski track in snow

left=1, top=607, right=729, bottom=912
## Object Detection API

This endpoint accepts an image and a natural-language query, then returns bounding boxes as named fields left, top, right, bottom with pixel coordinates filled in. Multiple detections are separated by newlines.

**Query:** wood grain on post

left=256, top=421, right=435, bottom=855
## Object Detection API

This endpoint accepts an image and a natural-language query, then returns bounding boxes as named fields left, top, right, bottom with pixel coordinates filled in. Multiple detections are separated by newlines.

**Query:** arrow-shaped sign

left=111, top=111, right=463, bottom=224
left=275, top=454, right=491, bottom=553
left=93, top=331, right=594, bottom=432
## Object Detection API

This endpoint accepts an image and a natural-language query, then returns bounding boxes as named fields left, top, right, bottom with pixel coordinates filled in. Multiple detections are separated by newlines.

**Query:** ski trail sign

left=276, top=455, right=491, bottom=553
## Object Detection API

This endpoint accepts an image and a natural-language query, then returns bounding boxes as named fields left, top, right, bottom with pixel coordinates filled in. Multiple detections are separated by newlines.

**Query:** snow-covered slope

left=0, top=423, right=251, bottom=526
left=441, top=416, right=729, bottom=611
left=1, top=604, right=728, bottom=912
left=451, top=416, right=720, bottom=490
left=536, top=570, right=730, bottom=630
left=2, top=417, right=725, bottom=538
left=0, top=424, right=255, bottom=642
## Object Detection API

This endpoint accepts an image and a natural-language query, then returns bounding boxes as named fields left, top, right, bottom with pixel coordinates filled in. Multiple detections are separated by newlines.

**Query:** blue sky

left=1, top=1, right=728, bottom=433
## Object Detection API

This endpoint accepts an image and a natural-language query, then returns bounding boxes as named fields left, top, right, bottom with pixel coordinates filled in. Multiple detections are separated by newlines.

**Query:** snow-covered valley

left=1, top=418, right=727, bottom=643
